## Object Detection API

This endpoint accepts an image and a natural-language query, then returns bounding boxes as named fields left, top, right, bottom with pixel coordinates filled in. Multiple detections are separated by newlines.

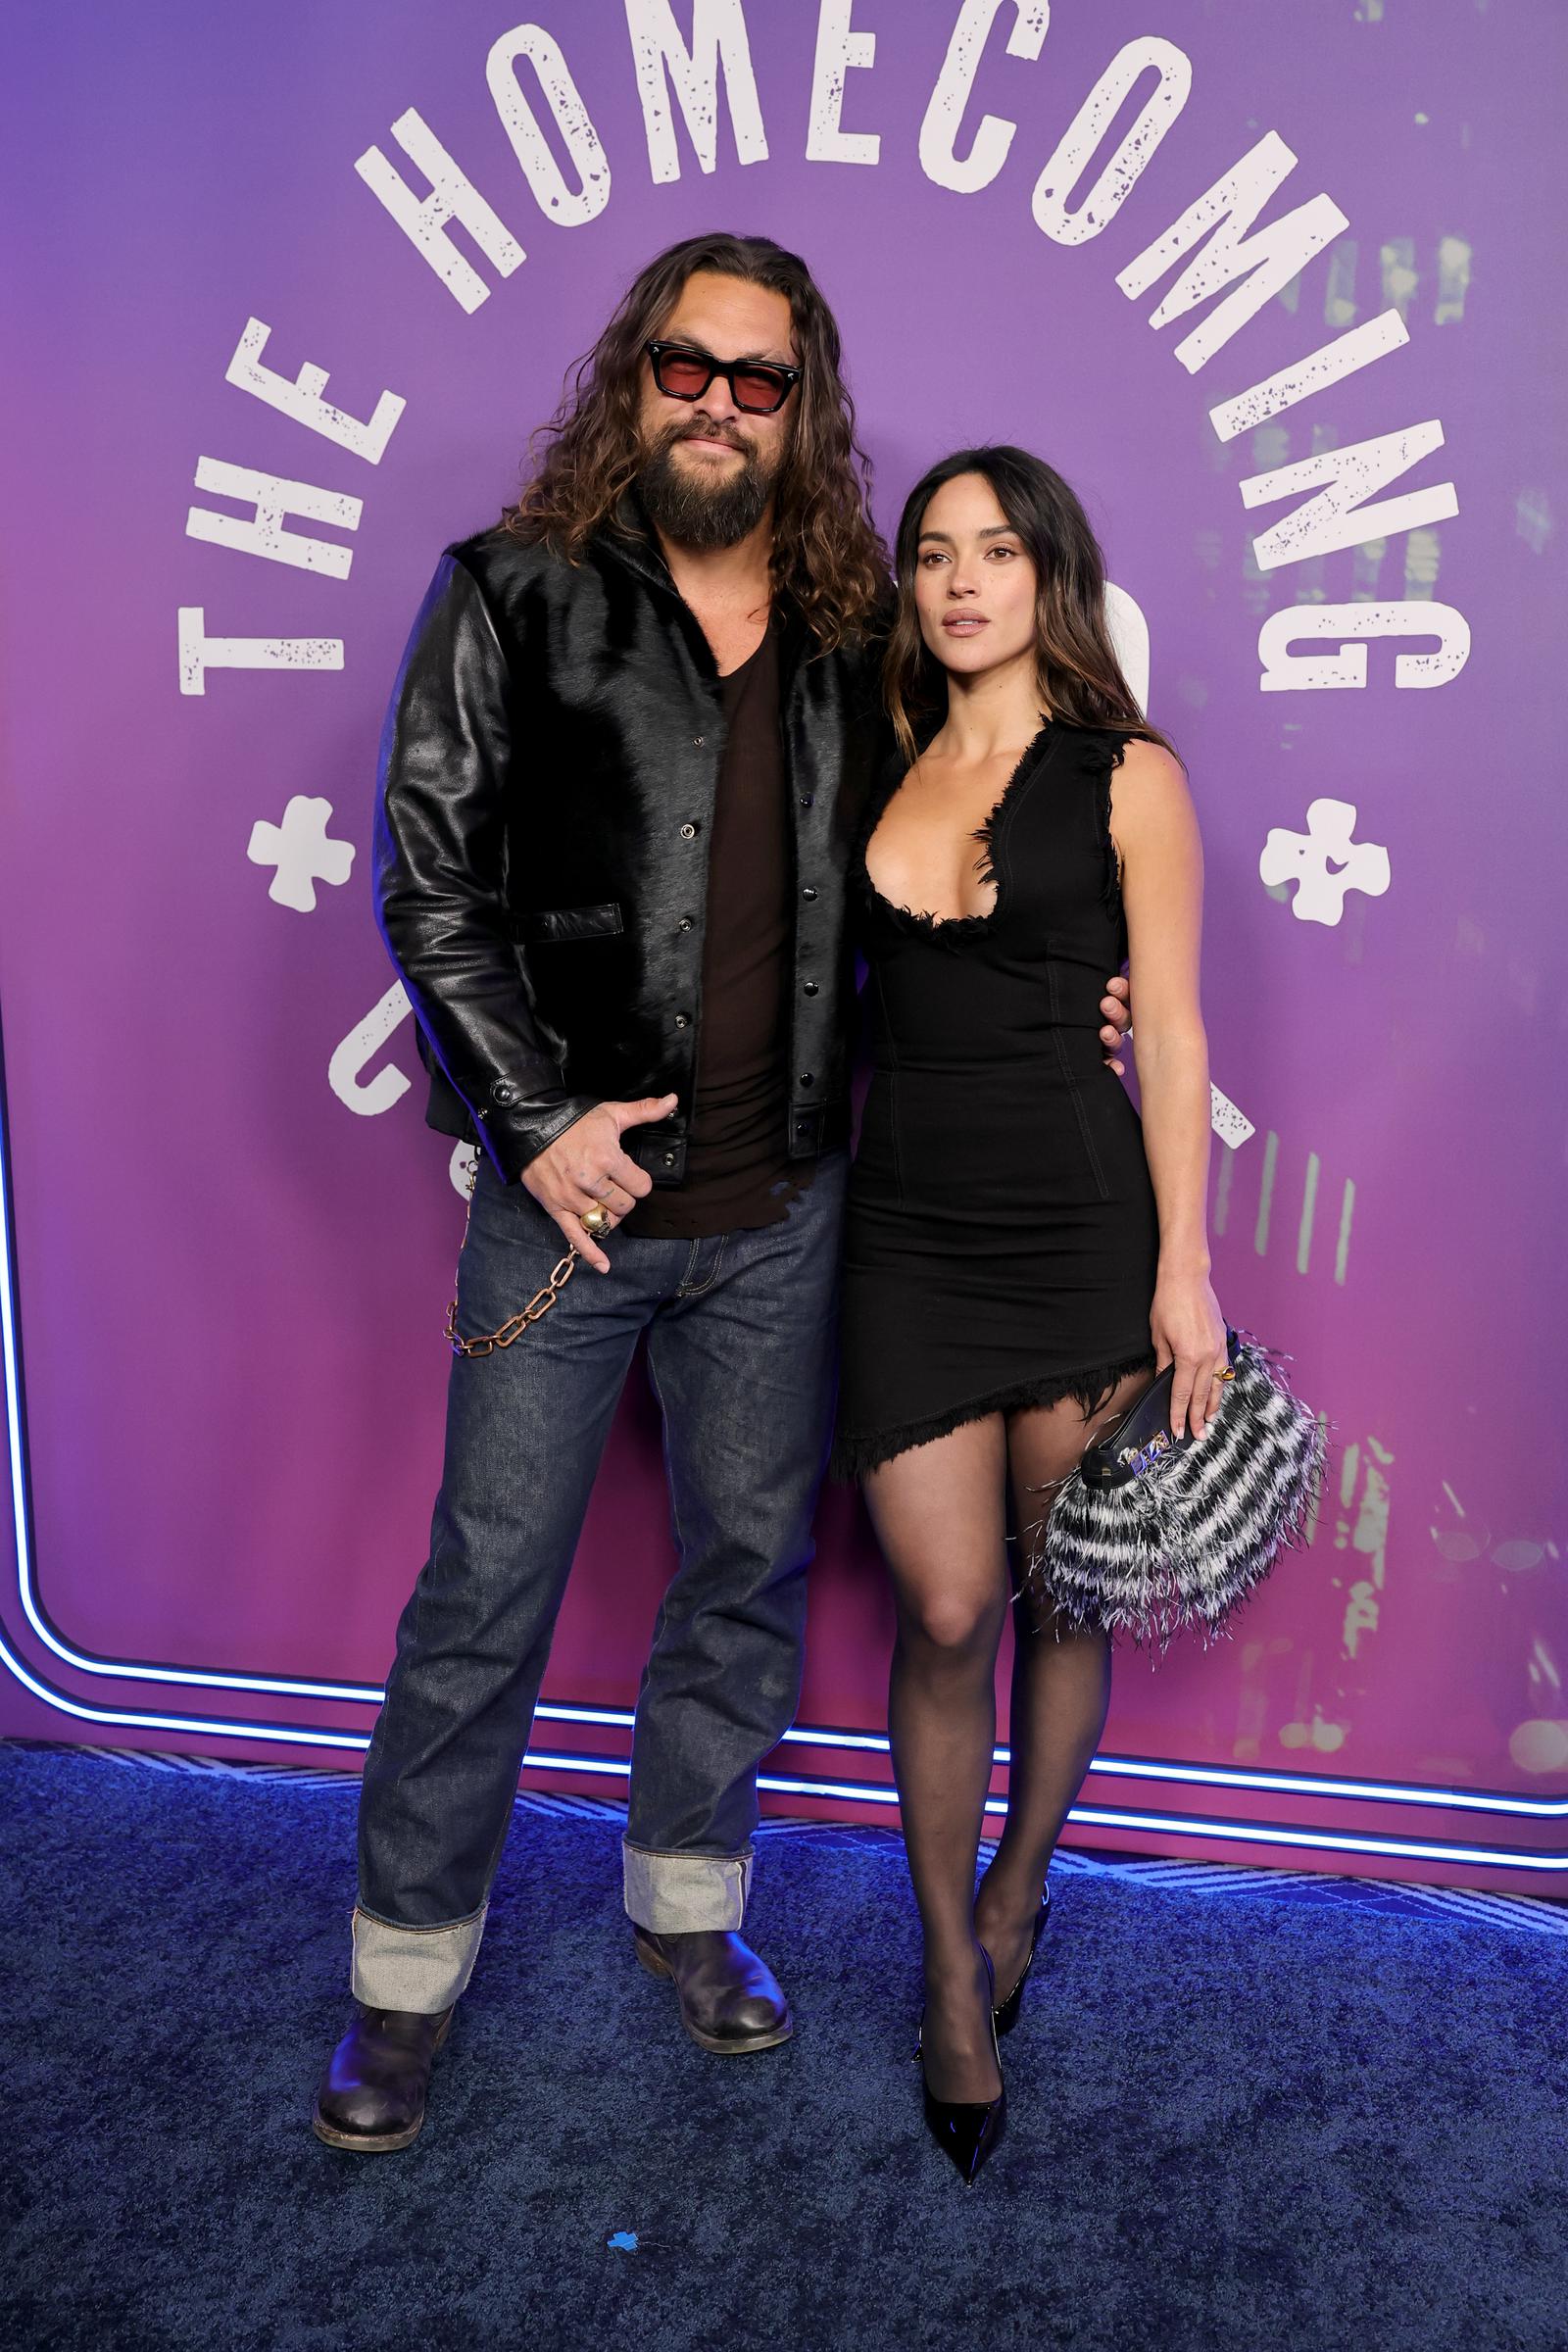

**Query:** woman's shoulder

left=1104, top=734, right=1189, bottom=811
left=1051, top=717, right=1129, bottom=762
left=1098, top=731, right=1198, bottom=876
left=1054, top=722, right=1183, bottom=792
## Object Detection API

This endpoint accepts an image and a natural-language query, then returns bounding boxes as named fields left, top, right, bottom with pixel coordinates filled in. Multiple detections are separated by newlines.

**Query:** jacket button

left=799, top=794, right=814, bottom=808
left=803, top=981, right=819, bottom=998
left=800, top=1073, right=815, bottom=1088
left=801, top=886, right=817, bottom=902
left=674, top=1013, right=689, bottom=1028
left=679, top=822, right=698, bottom=840
left=677, top=916, right=694, bottom=932
left=693, top=735, right=706, bottom=747
left=490, top=1080, right=517, bottom=1107
left=662, top=1152, right=676, bottom=1168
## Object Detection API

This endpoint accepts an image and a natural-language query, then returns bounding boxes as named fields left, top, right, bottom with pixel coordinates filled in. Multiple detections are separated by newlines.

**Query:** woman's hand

left=1150, top=1271, right=1230, bottom=1440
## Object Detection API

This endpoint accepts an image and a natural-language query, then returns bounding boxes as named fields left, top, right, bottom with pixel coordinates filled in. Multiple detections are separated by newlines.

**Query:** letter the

left=176, top=608, right=344, bottom=697
left=487, top=24, right=612, bottom=223
left=224, top=319, right=406, bottom=464
left=186, top=459, right=363, bottom=579
left=808, top=0, right=879, bottom=166
left=1031, top=36, right=1191, bottom=244
left=1116, top=131, right=1348, bottom=373
left=329, top=982, right=414, bottom=1117
left=1208, top=310, right=1408, bottom=443
left=918, top=0, right=1049, bottom=197
left=355, top=108, right=525, bottom=314
left=1242, top=420, right=1458, bottom=571
left=1257, top=601, right=1471, bottom=692
left=624, top=0, right=768, bottom=183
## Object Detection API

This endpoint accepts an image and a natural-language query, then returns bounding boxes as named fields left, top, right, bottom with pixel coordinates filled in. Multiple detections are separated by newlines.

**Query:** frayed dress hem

left=829, top=1347, right=1157, bottom=1483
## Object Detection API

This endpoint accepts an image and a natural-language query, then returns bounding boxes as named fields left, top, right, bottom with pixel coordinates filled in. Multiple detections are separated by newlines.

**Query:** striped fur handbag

left=1029, top=1331, right=1325, bottom=1649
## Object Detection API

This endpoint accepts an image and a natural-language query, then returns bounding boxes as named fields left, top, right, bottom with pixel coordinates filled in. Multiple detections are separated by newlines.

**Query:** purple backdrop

left=3, top=0, right=1563, bottom=1886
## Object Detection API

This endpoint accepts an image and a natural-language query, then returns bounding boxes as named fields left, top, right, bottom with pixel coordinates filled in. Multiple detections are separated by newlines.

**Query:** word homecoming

left=177, top=0, right=1470, bottom=704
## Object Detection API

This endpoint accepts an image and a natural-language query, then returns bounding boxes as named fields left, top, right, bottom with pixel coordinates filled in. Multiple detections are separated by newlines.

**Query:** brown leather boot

left=312, top=2003, right=454, bottom=2152
left=632, top=1928, right=794, bottom=2054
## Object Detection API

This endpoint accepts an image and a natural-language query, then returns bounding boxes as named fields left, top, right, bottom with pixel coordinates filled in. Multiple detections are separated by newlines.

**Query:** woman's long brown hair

left=884, top=445, right=1177, bottom=765
left=505, top=232, right=890, bottom=656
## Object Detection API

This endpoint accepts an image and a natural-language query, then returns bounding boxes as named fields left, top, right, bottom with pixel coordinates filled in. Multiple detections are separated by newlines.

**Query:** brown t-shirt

left=624, top=614, right=810, bottom=1240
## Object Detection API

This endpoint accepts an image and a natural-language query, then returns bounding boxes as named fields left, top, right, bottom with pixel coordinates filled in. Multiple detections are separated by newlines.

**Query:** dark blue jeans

left=351, top=1152, right=846, bottom=2012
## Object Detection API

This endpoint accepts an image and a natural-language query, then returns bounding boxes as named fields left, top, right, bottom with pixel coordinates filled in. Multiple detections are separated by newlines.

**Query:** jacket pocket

left=512, top=903, right=624, bottom=945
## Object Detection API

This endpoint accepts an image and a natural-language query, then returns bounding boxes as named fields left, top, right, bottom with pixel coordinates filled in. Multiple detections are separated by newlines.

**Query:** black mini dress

left=833, top=720, right=1159, bottom=1479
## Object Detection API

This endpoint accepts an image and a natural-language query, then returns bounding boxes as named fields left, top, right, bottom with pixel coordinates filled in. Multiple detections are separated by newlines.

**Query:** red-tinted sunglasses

left=644, top=339, right=801, bottom=416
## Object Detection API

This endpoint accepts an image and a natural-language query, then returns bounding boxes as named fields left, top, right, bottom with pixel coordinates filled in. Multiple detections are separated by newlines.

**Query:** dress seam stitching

left=1048, top=947, right=1112, bottom=1201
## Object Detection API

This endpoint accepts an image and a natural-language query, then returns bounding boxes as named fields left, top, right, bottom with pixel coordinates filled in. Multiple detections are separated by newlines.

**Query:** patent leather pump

left=985, top=1885, right=1052, bottom=2037
left=918, top=1952, right=1006, bottom=2185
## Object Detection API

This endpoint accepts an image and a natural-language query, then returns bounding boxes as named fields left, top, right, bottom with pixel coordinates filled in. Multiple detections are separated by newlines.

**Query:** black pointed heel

left=985, top=1886, right=1052, bottom=2037
left=917, top=1953, right=1006, bottom=2185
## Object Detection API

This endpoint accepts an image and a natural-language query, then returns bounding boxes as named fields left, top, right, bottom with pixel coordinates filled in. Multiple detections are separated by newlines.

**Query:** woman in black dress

left=835, top=447, right=1228, bottom=2180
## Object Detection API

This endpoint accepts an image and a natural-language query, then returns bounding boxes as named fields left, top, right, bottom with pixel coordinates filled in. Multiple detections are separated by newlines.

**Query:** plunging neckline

left=859, top=720, right=1057, bottom=939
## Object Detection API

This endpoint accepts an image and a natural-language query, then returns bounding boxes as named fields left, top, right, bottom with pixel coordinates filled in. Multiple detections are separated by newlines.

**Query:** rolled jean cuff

left=351, top=1901, right=486, bottom=2012
left=621, top=1840, right=754, bottom=1934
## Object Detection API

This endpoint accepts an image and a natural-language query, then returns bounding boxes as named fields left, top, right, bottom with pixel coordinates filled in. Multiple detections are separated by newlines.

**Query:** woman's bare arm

left=1110, top=739, right=1229, bottom=1438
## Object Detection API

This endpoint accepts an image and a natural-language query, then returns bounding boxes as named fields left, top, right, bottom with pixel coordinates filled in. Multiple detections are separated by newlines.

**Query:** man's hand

left=521, top=1094, right=678, bottom=1271
left=1099, top=974, right=1132, bottom=1075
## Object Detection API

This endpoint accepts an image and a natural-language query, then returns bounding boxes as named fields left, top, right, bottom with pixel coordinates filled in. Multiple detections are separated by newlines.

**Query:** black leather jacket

left=372, top=514, right=889, bottom=1186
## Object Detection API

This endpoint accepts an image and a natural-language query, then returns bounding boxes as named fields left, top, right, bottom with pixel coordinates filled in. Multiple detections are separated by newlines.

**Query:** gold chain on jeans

left=444, top=1156, right=579, bottom=1356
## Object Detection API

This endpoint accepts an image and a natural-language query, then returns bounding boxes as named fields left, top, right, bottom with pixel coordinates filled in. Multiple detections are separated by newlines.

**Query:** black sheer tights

left=861, top=1371, right=1147, bottom=2103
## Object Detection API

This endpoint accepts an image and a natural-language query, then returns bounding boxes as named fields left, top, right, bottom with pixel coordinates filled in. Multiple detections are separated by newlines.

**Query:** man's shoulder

left=446, top=520, right=561, bottom=596
left=446, top=518, right=644, bottom=624
left=809, top=595, right=892, bottom=710
left=832, top=589, right=895, bottom=685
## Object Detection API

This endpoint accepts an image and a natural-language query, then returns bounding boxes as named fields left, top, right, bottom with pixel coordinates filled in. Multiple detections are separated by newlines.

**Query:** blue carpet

left=3, top=1741, right=1566, bottom=2352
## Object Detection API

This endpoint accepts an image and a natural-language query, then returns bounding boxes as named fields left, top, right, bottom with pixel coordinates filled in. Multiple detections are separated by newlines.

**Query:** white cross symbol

left=1258, top=798, right=1391, bottom=927
left=247, top=795, right=355, bottom=912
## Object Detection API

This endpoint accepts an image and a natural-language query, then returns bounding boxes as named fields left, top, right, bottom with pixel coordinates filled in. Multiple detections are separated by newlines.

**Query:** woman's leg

left=973, top=1371, right=1151, bottom=2000
left=862, top=1416, right=1010, bottom=2103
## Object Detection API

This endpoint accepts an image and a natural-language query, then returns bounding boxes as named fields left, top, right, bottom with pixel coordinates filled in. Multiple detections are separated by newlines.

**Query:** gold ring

left=579, top=1204, right=612, bottom=1237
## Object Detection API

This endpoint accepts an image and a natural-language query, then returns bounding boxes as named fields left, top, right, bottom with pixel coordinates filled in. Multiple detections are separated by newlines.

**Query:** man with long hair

left=314, top=230, right=1134, bottom=2152
left=312, top=231, right=896, bottom=2151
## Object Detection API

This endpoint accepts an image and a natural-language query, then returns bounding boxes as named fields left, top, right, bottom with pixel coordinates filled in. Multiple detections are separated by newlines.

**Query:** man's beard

left=635, top=418, right=782, bottom=551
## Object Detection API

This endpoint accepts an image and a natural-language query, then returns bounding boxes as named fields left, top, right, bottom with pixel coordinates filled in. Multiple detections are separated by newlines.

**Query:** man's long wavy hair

left=885, top=446, right=1177, bottom=766
left=505, top=232, right=889, bottom=655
